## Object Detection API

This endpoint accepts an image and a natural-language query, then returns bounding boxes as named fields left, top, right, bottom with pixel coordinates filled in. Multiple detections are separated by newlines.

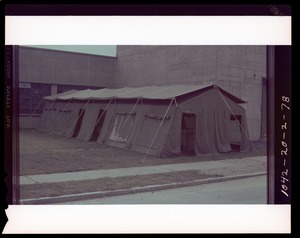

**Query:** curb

left=20, top=172, right=266, bottom=204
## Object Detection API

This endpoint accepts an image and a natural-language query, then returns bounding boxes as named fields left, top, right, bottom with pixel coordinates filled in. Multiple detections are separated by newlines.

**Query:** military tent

left=36, top=84, right=251, bottom=157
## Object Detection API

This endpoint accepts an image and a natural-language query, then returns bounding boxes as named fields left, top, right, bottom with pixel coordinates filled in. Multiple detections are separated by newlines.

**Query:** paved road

left=58, top=175, right=267, bottom=204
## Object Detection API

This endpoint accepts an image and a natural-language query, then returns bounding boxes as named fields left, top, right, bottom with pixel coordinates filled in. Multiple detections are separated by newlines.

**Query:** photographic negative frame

left=2, top=4, right=292, bottom=234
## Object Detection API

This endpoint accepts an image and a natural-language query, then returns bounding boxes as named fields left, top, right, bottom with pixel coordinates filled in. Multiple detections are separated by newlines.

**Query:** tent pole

left=36, top=98, right=57, bottom=129
left=63, top=97, right=92, bottom=137
left=142, top=98, right=174, bottom=162
left=83, top=98, right=114, bottom=144
left=29, top=97, right=44, bottom=128
left=216, top=88, right=260, bottom=156
left=48, top=98, right=73, bottom=133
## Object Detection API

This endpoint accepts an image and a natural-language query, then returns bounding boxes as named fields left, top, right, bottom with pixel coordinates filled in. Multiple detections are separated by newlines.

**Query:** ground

left=20, top=129, right=266, bottom=176
left=19, top=129, right=267, bottom=202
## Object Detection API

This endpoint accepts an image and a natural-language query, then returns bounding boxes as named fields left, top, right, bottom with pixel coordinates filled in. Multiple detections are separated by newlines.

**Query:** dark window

left=19, top=83, right=51, bottom=115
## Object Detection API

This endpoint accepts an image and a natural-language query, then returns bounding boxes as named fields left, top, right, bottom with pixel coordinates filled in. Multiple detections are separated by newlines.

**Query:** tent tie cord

left=216, top=88, right=261, bottom=156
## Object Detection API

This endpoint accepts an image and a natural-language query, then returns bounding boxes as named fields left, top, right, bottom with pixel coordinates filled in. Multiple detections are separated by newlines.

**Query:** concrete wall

left=19, top=46, right=117, bottom=88
left=116, top=46, right=218, bottom=87
left=116, top=45, right=267, bottom=140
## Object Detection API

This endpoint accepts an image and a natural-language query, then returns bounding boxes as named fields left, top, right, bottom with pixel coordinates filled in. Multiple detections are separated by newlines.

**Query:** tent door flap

left=229, top=114, right=242, bottom=151
left=181, top=112, right=196, bottom=156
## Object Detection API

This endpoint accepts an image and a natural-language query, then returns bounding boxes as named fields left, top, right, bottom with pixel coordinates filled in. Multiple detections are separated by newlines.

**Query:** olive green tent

left=37, top=84, right=251, bottom=157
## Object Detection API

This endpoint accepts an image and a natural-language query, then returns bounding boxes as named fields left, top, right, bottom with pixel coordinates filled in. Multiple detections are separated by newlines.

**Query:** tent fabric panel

left=39, top=101, right=65, bottom=132
left=135, top=117, right=170, bottom=149
left=63, top=102, right=85, bottom=137
left=96, top=104, right=115, bottom=143
left=76, top=103, right=103, bottom=141
left=160, top=108, right=182, bottom=157
left=50, top=101, right=74, bottom=135
left=214, top=98, right=231, bottom=152
left=130, top=102, right=176, bottom=157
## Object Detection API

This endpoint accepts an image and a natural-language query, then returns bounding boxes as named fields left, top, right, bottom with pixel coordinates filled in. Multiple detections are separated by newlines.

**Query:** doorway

left=181, top=113, right=196, bottom=155
left=90, top=109, right=106, bottom=141
left=72, top=108, right=85, bottom=138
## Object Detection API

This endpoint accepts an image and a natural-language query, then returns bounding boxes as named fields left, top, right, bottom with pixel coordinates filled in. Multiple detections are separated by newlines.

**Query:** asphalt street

left=57, top=175, right=267, bottom=204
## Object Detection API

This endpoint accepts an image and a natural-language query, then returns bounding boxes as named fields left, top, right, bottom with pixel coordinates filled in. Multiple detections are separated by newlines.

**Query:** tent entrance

left=181, top=112, right=196, bottom=156
left=90, top=109, right=106, bottom=141
left=72, top=108, right=85, bottom=138
left=229, top=114, right=242, bottom=151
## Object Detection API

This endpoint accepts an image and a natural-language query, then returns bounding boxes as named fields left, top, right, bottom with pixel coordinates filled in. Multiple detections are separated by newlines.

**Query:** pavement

left=20, top=155, right=267, bottom=204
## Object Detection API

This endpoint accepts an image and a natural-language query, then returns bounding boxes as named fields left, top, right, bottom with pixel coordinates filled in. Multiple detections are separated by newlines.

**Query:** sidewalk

left=20, top=155, right=266, bottom=204
left=21, top=155, right=266, bottom=185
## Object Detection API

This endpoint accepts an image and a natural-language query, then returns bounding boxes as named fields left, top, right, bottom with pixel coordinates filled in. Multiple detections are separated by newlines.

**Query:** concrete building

left=19, top=45, right=266, bottom=140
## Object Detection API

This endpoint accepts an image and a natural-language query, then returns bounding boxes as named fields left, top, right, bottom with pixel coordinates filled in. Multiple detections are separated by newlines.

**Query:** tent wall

left=215, top=92, right=250, bottom=151
left=76, top=102, right=105, bottom=141
left=163, top=90, right=217, bottom=156
left=50, top=101, right=74, bottom=135
left=62, top=102, right=85, bottom=137
left=37, top=86, right=250, bottom=158
left=130, top=101, right=176, bottom=156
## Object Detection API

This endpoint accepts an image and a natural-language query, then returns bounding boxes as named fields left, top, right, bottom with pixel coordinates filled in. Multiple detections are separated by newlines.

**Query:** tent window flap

left=109, top=113, right=135, bottom=143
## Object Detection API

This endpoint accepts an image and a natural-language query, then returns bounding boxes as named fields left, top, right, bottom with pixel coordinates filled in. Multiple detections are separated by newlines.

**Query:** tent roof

left=44, top=84, right=246, bottom=103
left=43, top=89, right=78, bottom=100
